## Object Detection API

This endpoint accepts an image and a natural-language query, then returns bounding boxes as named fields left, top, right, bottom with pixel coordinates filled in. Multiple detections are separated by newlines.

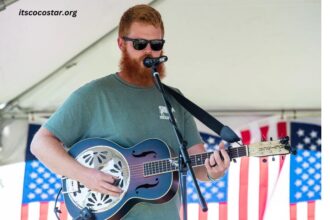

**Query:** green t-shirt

left=44, top=73, right=203, bottom=220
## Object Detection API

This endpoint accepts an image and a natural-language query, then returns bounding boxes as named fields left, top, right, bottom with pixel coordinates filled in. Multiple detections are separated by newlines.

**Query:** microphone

left=143, top=56, right=168, bottom=68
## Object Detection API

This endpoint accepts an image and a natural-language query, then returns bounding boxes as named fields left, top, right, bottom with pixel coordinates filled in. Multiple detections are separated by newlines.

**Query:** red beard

left=119, top=48, right=166, bottom=87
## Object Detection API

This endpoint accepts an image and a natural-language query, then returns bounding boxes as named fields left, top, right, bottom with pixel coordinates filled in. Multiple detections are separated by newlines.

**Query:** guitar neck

left=190, top=146, right=247, bottom=167
left=144, top=146, right=248, bottom=177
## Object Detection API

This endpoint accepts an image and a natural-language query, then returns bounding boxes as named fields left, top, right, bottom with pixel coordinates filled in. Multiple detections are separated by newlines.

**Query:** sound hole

left=132, top=150, right=156, bottom=158
left=85, top=193, right=113, bottom=209
left=135, top=178, right=159, bottom=194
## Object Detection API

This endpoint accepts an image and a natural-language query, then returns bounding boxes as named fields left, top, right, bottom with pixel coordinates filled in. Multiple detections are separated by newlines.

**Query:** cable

left=54, top=187, right=62, bottom=220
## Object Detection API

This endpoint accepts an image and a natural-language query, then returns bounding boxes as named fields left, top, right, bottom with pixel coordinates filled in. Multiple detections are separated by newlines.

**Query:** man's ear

left=118, top=37, right=124, bottom=51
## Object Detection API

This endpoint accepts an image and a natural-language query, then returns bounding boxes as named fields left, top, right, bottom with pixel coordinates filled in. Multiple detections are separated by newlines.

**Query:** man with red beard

left=31, top=4, right=230, bottom=220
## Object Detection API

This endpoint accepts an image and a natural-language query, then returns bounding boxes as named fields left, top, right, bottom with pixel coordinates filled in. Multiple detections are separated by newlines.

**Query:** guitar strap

left=163, top=84, right=241, bottom=143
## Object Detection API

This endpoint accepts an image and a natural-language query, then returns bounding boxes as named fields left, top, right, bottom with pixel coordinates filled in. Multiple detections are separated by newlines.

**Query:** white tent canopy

left=0, top=0, right=321, bottom=164
left=0, top=0, right=321, bottom=116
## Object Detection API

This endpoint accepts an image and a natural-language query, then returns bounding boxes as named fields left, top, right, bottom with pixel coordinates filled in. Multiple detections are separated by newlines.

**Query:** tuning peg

left=270, top=137, right=273, bottom=141
left=262, top=158, right=267, bottom=163
left=283, top=137, right=293, bottom=155
left=280, top=136, right=290, bottom=145
left=291, top=147, right=297, bottom=155
left=272, top=156, right=275, bottom=161
left=232, top=158, right=237, bottom=163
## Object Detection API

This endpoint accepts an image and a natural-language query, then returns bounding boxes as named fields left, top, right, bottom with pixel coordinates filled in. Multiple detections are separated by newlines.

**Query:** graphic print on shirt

left=159, top=106, right=175, bottom=120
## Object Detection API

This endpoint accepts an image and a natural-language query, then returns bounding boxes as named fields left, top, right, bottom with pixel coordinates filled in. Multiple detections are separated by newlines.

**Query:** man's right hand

left=31, top=127, right=123, bottom=197
left=80, top=167, right=123, bottom=196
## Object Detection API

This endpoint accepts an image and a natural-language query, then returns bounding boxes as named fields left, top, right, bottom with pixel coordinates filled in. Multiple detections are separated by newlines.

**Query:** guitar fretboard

left=143, top=146, right=247, bottom=177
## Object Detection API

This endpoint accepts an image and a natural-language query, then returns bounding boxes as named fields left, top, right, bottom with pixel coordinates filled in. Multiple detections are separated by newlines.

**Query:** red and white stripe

left=21, top=201, right=71, bottom=220
left=263, top=149, right=321, bottom=220
left=226, top=117, right=288, bottom=220
left=264, top=119, right=322, bottom=220
left=185, top=116, right=289, bottom=220
left=183, top=202, right=227, bottom=220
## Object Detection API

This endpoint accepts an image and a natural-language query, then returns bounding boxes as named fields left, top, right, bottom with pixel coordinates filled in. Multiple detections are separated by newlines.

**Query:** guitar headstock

left=247, top=136, right=295, bottom=157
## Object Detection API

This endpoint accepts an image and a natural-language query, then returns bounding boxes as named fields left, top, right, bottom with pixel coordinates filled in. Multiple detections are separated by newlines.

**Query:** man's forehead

left=127, top=22, right=163, bottom=38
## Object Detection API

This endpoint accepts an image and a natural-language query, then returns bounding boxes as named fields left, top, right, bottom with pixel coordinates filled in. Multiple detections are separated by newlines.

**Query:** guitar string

left=117, top=148, right=248, bottom=172
left=83, top=143, right=281, bottom=175
left=121, top=149, right=279, bottom=177
left=102, top=148, right=248, bottom=177
left=87, top=147, right=247, bottom=174
left=124, top=147, right=247, bottom=171
left=66, top=148, right=252, bottom=199
left=71, top=144, right=282, bottom=187
left=67, top=148, right=247, bottom=192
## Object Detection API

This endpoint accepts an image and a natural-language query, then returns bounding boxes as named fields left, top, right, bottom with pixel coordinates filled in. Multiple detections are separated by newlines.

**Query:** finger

left=219, top=142, right=225, bottom=149
left=90, top=183, right=121, bottom=196
left=101, top=173, right=118, bottom=184
left=100, top=188, right=121, bottom=197
left=213, top=150, right=224, bottom=166
left=100, top=174, right=123, bottom=192
left=209, top=154, right=217, bottom=167
left=218, top=143, right=230, bottom=167
left=218, top=142, right=226, bottom=160
left=220, top=148, right=230, bottom=168
left=204, top=158, right=217, bottom=177
left=204, top=158, right=212, bottom=170
left=100, top=182, right=123, bottom=196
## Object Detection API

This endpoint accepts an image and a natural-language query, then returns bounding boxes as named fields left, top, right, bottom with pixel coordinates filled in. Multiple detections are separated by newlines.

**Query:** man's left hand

left=204, top=142, right=230, bottom=180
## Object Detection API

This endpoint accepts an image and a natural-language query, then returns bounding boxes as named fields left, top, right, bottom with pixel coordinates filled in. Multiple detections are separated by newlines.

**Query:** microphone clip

left=143, top=56, right=168, bottom=68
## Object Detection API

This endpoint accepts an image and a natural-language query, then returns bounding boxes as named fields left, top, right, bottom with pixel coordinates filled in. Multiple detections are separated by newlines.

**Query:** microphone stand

left=150, top=65, right=208, bottom=220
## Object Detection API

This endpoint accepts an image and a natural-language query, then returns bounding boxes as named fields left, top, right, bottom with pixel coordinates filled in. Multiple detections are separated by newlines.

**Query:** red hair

left=118, top=4, right=164, bottom=37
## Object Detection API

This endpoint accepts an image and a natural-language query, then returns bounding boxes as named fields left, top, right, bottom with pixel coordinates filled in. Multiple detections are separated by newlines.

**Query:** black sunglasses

left=122, top=36, right=165, bottom=51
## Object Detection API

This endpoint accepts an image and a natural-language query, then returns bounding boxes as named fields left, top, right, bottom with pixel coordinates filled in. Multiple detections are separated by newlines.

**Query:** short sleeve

left=43, top=91, right=92, bottom=147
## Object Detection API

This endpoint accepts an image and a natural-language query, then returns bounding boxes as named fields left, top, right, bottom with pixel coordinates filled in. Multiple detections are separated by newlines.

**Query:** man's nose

left=144, top=43, right=152, bottom=53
